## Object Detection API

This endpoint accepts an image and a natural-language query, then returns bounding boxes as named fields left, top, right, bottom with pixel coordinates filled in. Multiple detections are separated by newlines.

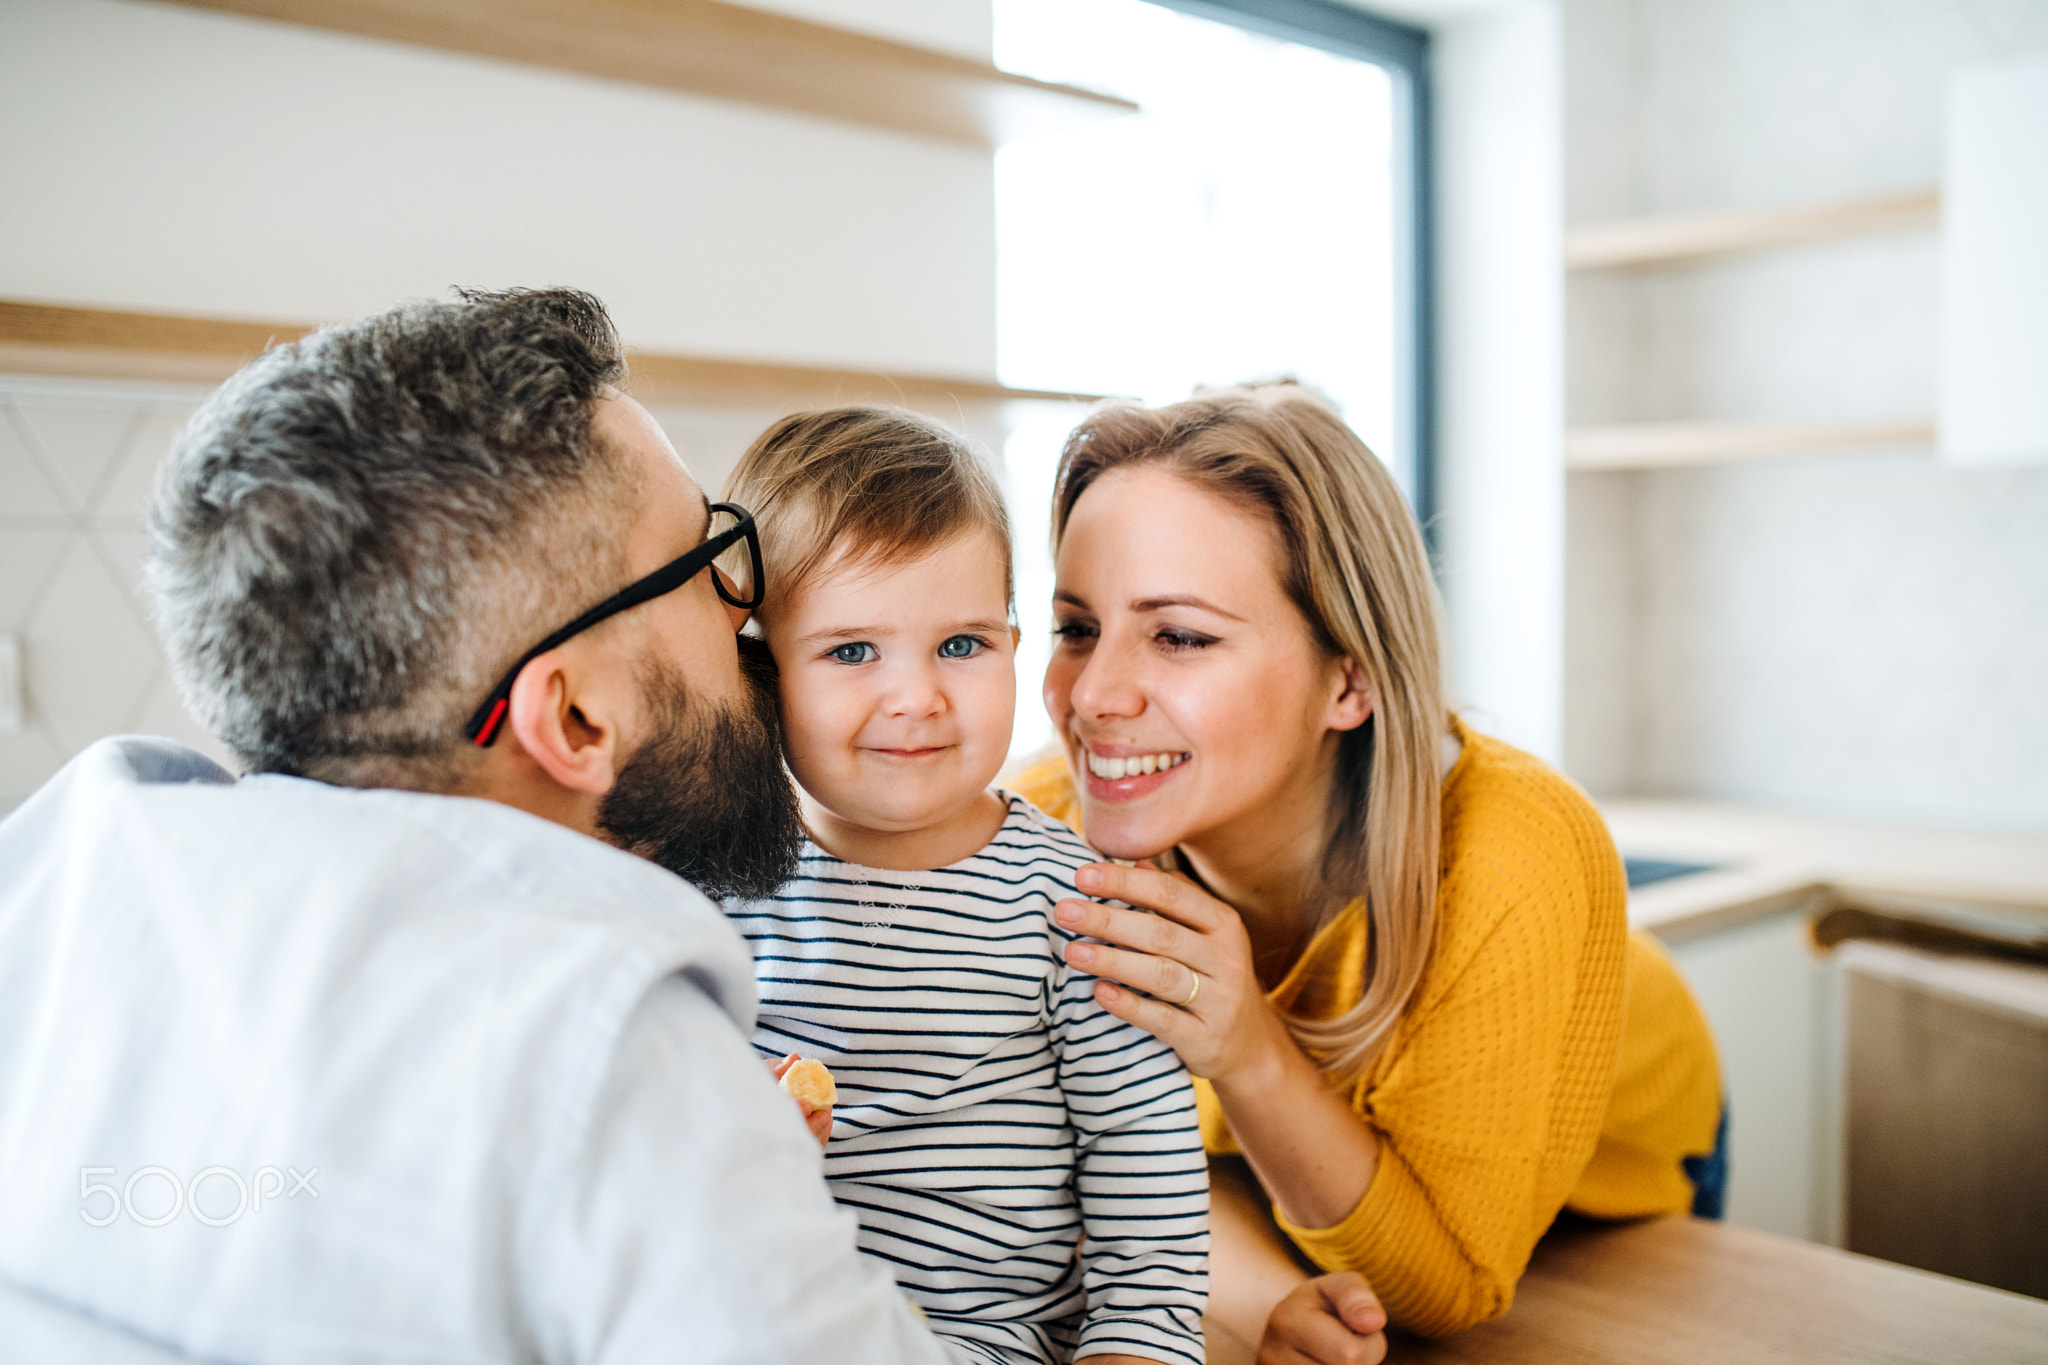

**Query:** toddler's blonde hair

left=723, top=406, right=1012, bottom=616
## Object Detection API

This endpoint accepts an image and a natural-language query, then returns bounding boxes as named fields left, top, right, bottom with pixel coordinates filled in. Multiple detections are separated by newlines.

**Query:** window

left=993, top=0, right=1433, bottom=758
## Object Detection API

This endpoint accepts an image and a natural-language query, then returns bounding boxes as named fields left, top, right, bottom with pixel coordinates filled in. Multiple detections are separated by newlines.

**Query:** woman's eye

left=938, top=634, right=986, bottom=660
left=1052, top=621, right=1097, bottom=644
left=1155, top=628, right=1215, bottom=652
left=829, top=642, right=878, bottom=664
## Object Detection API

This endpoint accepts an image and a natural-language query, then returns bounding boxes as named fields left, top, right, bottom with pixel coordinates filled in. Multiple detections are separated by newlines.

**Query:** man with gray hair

left=0, top=289, right=951, bottom=1362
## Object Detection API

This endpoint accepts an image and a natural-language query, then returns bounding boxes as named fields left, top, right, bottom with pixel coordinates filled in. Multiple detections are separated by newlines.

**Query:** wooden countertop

left=1600, top=799, right=2048, bottom=941
left=1395, top=1215, right=2048, bottom=1364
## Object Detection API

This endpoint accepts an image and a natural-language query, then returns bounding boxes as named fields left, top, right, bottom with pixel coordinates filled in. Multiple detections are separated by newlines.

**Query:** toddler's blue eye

left=830, top=642, right=878, bottom=664
left=938, top=635, right=985, bottom=659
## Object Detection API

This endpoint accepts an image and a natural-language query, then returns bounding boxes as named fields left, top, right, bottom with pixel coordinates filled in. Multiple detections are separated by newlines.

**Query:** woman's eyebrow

left=1132, top=594, right=1247, bottom=622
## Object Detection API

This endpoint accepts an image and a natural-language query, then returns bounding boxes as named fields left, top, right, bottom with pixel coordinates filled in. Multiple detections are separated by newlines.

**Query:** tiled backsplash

left=1, top=378, right=228, bottom=811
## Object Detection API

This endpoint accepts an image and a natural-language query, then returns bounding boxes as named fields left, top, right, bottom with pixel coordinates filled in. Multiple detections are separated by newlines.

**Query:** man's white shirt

left=0, top=737, right=949, bottom=1363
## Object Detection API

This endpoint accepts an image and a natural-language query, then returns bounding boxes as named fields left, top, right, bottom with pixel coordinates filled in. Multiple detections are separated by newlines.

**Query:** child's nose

left=883, top=663, right=947, bottom=718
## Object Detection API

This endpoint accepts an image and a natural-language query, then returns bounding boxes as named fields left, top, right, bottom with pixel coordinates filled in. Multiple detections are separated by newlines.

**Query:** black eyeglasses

left=464, top=502, right=764, bottom=746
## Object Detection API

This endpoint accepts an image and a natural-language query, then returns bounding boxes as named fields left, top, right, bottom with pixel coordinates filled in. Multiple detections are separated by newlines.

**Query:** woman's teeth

left=1086, top=751, right=1187, bottom=780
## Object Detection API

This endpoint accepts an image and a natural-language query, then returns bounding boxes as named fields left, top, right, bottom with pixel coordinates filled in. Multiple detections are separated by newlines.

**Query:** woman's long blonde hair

left=1052, top=383, right=1448, bottom=1084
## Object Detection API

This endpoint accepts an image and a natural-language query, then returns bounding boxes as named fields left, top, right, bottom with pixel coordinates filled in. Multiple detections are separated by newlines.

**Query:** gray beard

left=596, top=634, right=803, bottom=901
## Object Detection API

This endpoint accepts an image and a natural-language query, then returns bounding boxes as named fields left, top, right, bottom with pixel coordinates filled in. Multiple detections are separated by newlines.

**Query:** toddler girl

left=722, top=408, right=1207, bottom=1365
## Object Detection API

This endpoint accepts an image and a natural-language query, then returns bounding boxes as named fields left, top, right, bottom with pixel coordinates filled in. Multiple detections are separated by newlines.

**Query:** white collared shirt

left=0, top=738, right=949, bottom=1364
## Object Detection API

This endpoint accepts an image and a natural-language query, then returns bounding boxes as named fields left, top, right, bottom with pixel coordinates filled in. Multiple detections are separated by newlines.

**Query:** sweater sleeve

left=1049, top=951, right=1210, bottom=1364
left=1273, top=827, right=1628, bottom=1337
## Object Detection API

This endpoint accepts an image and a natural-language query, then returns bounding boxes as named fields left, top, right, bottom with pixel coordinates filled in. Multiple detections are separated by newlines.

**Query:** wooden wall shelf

left=155, top=0, right=1136, bottom=147
left=1566, top=190, right=1940, bottom=271
left=0, top=300, right=1103, bottom=414
left=1566, top=419, right=1936, bottom=471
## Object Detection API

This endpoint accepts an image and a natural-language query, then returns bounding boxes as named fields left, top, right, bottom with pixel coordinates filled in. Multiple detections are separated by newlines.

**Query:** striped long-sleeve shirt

left=725, top=793, right=1208, bottom=1365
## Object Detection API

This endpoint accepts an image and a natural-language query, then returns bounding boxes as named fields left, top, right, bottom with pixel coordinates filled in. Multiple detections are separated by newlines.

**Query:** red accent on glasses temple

left=473, top=696, right=510, bottom=746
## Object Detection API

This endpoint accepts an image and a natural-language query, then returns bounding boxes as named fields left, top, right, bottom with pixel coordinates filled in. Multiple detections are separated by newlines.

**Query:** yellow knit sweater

left=1013, top=722, right=1721, bottom=1337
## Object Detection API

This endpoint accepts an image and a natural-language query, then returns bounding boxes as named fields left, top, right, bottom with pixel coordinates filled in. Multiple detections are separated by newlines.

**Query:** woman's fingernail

left=1068, top=942, right=1095, bottom=966
left=1076, top=866, right=1103, bottom=891
left=1054, top=901, right=1083, bottom=926
left=1097, top=981, right=1121, bottom=1003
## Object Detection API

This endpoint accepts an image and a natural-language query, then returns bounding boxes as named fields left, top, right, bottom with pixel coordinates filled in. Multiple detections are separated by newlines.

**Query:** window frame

left=1138, top=0, right=1437, bottom=546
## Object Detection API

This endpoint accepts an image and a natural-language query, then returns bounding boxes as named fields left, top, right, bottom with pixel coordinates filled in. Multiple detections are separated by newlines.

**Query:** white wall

left=1353, top=0, right=1569, bottom=765
left=0, top=0, right=999, bottom=810
left=0, top=0, right=996, bottom=376
left=1563, top=0, right=2048, bottom=828
left=1429, top=0, right=1566, bottom=763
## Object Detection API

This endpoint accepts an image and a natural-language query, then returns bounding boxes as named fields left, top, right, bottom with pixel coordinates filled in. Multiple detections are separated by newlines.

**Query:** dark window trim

left=1140, top=0, right=1437, bottom=548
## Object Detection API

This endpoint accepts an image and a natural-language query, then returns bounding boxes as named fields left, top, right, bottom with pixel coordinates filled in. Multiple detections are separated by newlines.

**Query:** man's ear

left=502, top=651, right=622, bottom=796
left=1327, top=657, right=1375, bottom=734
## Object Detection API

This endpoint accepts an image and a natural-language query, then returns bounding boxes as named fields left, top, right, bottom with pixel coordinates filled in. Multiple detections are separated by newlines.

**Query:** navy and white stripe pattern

left=725, top=794, right=1208, bottom=1365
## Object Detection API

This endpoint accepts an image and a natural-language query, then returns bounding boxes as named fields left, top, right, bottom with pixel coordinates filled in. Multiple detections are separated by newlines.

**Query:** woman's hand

left=1058, top=864, right=1384, bottom=1234
left=1259, top=1275, right=1387, bottom=1365
left=1052, top=862, right=1291, bottom=1086
left=766, top=1054, right=833, bottom=1148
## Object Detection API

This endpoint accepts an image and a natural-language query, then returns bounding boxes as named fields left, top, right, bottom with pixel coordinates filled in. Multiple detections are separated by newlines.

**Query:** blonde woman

left=1014, top=385, right=1722, bottom=1360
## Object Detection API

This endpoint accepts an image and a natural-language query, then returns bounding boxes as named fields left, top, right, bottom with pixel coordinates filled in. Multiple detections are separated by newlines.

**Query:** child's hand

left=767, top=1053, right=835, bottom=1148
left=1261, top=1273, right=1388, bottom=1365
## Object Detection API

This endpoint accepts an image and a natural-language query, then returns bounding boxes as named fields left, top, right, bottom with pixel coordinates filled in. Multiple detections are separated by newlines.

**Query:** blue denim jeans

left=1682, top=1104, right=1730, bottom=1220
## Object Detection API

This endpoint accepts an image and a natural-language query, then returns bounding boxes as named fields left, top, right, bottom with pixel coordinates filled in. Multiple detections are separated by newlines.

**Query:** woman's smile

left=1079, top=743, right=1191, bottom=799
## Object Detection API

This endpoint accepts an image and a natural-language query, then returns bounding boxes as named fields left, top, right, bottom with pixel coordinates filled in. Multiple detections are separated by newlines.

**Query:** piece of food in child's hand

left=779, top=1057, right=837, bottom=1110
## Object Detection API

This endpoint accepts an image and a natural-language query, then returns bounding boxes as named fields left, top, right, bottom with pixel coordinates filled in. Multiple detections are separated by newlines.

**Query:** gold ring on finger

left=1178, top=971, right=1201, bottom=1009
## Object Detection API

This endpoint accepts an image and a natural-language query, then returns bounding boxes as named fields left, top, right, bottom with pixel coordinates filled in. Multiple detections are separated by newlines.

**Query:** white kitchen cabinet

left=1658, top=902, right=1845, bottom=1244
